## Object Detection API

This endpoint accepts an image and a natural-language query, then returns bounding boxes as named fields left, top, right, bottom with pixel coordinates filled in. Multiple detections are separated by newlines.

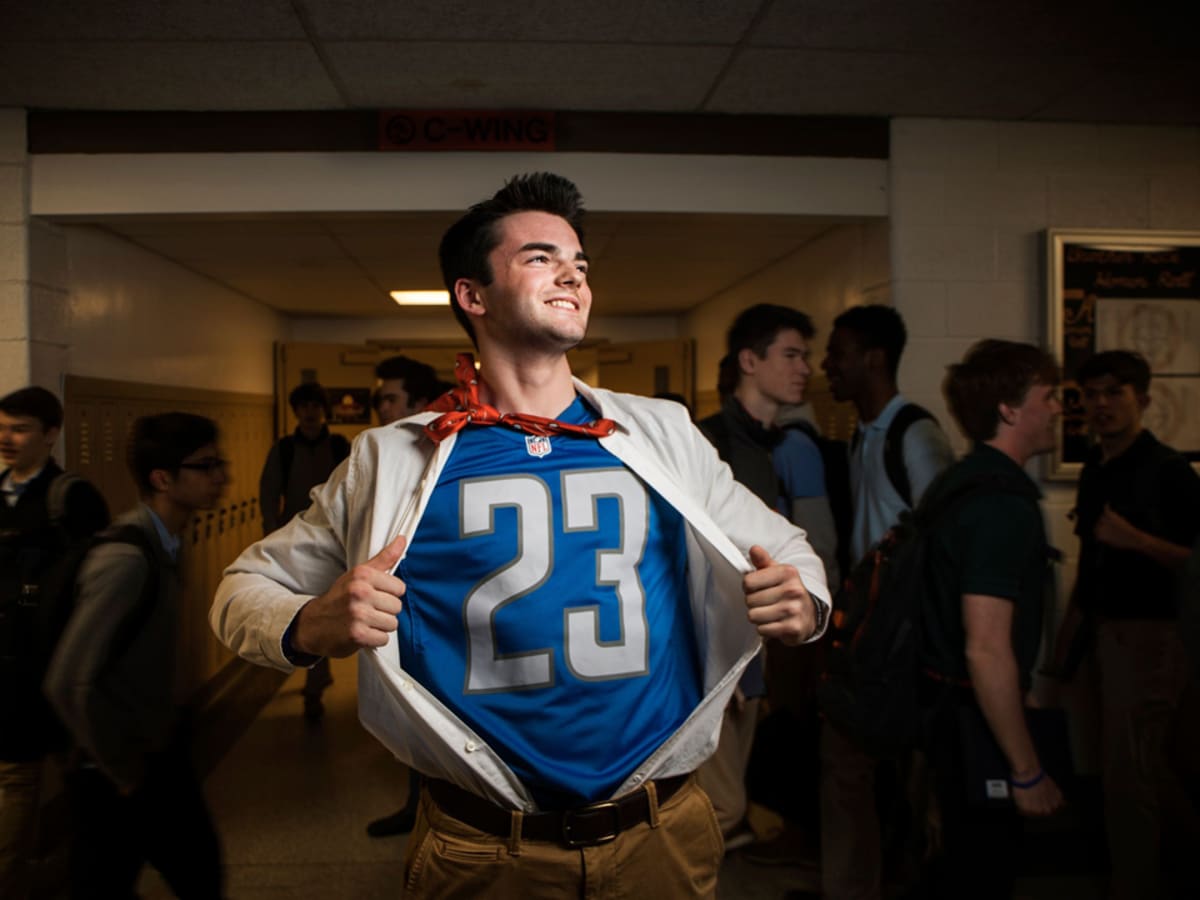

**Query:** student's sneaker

left=366, top=806, right=417, bottom=837
left=723, top=823, right=757, bottom=852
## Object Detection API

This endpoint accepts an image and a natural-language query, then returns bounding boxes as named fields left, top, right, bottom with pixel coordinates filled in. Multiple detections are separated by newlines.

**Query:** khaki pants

left=0, top=759, right=42, bottom=900
left=819, top=722, right=881, bottom=900
left=403, top=777, right=723, bottom=899
left=696, top=697, right=760, bottom=835
left=1095, top=620, right=1187, bottom=900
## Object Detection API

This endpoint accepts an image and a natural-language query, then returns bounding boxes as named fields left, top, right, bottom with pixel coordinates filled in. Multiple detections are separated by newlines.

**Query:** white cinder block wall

left=889, top=117, right=1200, bottom=605
left=0, top=110, right=32, bottom=393
left=685, top=221, right=891, bottom=398
left=62, top=226, right=283, bottom=395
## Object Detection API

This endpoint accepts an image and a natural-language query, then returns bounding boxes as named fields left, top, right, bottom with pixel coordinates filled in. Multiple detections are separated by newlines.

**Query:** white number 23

left=460, top=469, right=649, bottom=693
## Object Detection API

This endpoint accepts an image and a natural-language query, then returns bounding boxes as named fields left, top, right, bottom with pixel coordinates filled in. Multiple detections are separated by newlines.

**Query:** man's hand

left=1011, top=770, right=1064, bottom=818
left=293, top=535, right=408, bottom=658
left=1093, top=504, right=1144, bottom=551
left=743, top=545, right=817, bottom=646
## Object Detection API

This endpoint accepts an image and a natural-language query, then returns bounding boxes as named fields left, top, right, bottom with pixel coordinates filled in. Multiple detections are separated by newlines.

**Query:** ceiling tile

left=707, top=48, right=1101, bottom=118
left=0, top=42, right=342, bottom=110
left=304, top=0, right=760, bottom=43
left=750, top=0, right=1191, bottom=57
left=326, top=42, right=728, bottom=110
left=4, top=0, right=306, bottom=40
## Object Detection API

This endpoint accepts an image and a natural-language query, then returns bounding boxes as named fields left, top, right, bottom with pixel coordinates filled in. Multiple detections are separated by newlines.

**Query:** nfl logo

left=525, top=435, right=553, bottom=458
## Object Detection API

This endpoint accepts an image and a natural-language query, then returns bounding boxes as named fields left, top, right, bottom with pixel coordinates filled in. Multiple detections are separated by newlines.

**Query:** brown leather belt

left=426, top=774, right=690, bottom=848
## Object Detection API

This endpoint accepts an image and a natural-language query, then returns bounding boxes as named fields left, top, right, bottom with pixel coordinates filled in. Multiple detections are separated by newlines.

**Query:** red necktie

left=423, top=353, right=618, bottom=445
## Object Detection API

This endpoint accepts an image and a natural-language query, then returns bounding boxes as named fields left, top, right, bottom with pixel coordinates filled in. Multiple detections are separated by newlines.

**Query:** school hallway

left=138, top=654, right=1105, bottom=900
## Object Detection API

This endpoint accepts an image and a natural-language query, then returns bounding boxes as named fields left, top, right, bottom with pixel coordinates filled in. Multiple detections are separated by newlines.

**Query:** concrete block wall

left=0, top=110, right=31, bottom=393
left=890, top=118, right=1200, bottom=579
left=684, top=221, right=891, bottom=398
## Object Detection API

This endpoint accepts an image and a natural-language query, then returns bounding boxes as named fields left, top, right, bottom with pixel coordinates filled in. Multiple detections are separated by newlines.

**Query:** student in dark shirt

left=1052, top=350, right=1200, bottom=900
left=0, top=386, right=108, bottom=898
left=259, top=382, right=349, bottom=721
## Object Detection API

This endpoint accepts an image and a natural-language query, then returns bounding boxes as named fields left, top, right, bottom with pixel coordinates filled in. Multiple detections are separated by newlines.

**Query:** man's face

left=165, top=443, right=228, bottom=512
left=1080, top=374, right=1146, bottom=440
left=745, top=328, right=812, bottom=407
left=1011, top=381, right=1062, bottom=456
left=472, top=210, right=591, bottom=353
left=821, top=326, right=870, bottom=404
left=376, top=378, right=420, bottom=426
left=294, top=400, right=326, bottom=431
left=0, top=412, right=57, bottom=477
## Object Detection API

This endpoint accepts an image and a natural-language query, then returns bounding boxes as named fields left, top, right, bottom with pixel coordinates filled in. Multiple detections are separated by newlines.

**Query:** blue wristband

left=1009, top=768, right=1046, bottom=790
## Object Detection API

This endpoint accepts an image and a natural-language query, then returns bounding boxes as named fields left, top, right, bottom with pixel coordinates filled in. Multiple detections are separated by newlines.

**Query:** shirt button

left=465, top=740, right=478, bottom=753
left=400, top=679, right=413, bottom=691
left=630, top=774, right=643, bottom=784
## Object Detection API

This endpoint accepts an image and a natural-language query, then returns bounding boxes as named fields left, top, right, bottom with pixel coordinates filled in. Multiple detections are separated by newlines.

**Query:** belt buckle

left=561, top=800, right=621, bottom=848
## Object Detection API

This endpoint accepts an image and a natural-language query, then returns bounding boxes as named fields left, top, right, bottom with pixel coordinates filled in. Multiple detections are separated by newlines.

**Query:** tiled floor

left=141, top=654, right=1106, bottom=898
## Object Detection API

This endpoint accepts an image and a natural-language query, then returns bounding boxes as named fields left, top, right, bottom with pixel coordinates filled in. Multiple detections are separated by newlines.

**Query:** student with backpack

left=0, top=386, right=108, bottom=899
left=916, top=340, right=1065, bottom=898
left=817, top=305, right=953, bottom=900
left=697, top=304, right=836, bottom=853
left=45, top=412, right=228, bottom=900
left=259, top=382, right=350, bottom=720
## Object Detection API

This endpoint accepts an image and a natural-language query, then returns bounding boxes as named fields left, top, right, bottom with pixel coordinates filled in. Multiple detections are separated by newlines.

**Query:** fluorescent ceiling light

left=390, top=290, right=450, bottom=306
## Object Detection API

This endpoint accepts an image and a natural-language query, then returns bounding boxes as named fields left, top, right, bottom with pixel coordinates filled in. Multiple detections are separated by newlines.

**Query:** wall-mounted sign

left=1046, top=228, right=1200, bottom=479
left=327, top=388, right=372, bottom=425
left=378, top=111, right=556, bottom=151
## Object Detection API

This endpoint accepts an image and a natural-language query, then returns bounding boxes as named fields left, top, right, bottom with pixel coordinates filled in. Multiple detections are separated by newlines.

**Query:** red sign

left=379, top=111, right=556, bottom=151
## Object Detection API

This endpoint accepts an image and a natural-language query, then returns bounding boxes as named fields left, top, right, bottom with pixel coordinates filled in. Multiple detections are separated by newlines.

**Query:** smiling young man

left=918, top=339, right=1065, bottom=899
left=213, top=173, right=830, bottom=898
left=47, top=412, right=228, bottom=900
left=1052, top=350, right=1200, bottom=900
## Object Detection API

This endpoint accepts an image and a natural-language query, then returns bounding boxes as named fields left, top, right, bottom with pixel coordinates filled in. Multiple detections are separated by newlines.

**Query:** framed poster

left=1046, top=229, right=1200, bottom=480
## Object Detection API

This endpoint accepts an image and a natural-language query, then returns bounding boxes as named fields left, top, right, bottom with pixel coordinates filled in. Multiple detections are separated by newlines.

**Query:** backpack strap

left=91, top=524, right=161, bottom=668
left=883, top=403, right=936, bottom=507
left=46, top=471, right=86, bottom=523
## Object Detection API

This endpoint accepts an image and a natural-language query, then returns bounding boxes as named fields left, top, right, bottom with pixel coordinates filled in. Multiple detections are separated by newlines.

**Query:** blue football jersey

left=397, top=396, right=701, bottom=807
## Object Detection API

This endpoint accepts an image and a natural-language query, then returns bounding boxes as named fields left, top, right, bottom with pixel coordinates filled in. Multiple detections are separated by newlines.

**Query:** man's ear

left=453, top=279, right=485, bottom=320
left=43, top=425, right=61, bottom=449
left=863, top=346, right=887, bottom=375
left=997, top=402, right=1017, bottom=428
left=149, top=468, right=172, bottom=493
left=737, top=346, right=759, bottom=376
left=1137, top=391, right=1151, bottom=412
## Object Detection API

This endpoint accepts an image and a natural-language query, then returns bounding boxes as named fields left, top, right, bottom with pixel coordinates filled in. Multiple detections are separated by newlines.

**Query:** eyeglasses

left=178, top=458, right=229, bottom=474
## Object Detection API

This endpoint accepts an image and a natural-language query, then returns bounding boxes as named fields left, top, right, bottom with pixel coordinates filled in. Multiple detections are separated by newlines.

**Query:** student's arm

left=962, top=593, right=1063, bottom=817
left=780, top=429, right=840, bottom=588
left=1094, top=504, right=1193, bottom=569
left=902, top=418, right=955, bottom=506
left=792, top=496, right=839, bottom=590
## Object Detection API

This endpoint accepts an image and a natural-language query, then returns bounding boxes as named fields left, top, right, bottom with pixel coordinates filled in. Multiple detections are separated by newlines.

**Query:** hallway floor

left=139, top=654, right=1105, bottom=899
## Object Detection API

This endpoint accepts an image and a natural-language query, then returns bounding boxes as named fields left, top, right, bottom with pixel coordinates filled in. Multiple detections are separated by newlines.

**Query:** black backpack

left=39, top=522, right=161, bottom=689
left=816, top=470, right=1038, bottom=758
left=782, top=403, right=936, bottom=580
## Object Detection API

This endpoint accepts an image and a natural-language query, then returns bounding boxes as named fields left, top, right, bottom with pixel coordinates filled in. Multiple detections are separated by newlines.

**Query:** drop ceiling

left=4, top=0, right=1193, bottom=319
